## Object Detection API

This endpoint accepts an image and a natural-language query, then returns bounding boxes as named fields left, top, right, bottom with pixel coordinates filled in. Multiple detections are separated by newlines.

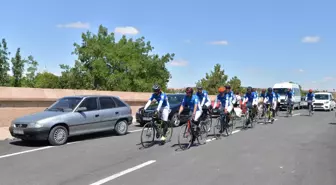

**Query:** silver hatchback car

left=9, top=95, right=133, bottom=145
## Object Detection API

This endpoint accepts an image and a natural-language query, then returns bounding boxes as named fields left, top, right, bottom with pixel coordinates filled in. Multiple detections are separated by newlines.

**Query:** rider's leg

left=272, top=101, right=277, bottom=119
left=227, top=105, right=233, bottom=123
left=160, top=107, right=169, bottom=140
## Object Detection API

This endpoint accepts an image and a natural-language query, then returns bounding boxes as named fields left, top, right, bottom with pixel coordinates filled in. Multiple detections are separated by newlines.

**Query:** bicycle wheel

left=250, top=110, right=255, bottom=128
left=213, top=117, right=221, bottom=138
left=205, top=114, right=212, bottom=133
left=140, top=122, right=155, bottom=148
left=178, top=123, right=193, bottom=150
left=165, top=122, right=173, bottom=142
left=197, top=123, right=208, bottom=145
left=225, top=116, right=234, bottom=136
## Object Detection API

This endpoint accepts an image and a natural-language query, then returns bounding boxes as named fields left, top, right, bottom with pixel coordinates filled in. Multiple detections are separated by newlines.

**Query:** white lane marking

left=0, top=141, right=81, bottom=160
left=0, top=146, right=54, bottom=159
left=89, top=160, right=156, bottom=185
left=292, top=113, right=300, bottom=116
left=206, top=138, right=216, bottom=142
left=206, top=129, right=241, bottom=143
left=128, top=129, right=142, bottom=133
left=232, top=129, right=241, bottom=134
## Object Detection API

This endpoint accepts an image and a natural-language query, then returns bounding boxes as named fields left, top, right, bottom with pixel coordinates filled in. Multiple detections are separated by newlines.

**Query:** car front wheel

left=48, top=125, right=68, bottom=146
left=170, top=113, right=180, bottom=127
left=115, top=120, right=128, bottom=135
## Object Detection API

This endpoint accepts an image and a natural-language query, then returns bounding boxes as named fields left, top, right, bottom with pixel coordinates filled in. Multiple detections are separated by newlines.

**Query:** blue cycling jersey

left=254, top=91, right=259, bottom=99
left=244, top=92, right=256, bottom=103
left=149, top=92, right=169, bottom=108
left=306, top=92, right=315, bottom=101
left=286, top=91, right=294, bottom=99
left=260, top=93, right=266, bottom=98
left=265, top=92, right=276, bottom=103
left=275, top=93, right=280, bottom=99
left=216, top=93, right=230, bottom=108
left=196, top=90, right=209, bottom=103
left=181, top=95, right=199, bottom=111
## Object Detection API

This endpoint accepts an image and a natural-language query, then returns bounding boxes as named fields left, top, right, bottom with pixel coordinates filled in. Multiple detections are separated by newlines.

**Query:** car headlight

left=325, top=101, right=330, bottom=104
left=34, top=122, right=43, bottom=128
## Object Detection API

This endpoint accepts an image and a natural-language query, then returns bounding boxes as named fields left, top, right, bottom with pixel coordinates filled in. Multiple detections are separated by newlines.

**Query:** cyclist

left=274, top=89, right=281, bottom=114
left=225, top=85, right=236, bottom=114
left=285, top=88, right=295, bottom=114
left=178, top=87, right=202, bottom=124
left=258, top=89, right=266, bottom=117
left=196, top=86, right=211, bottom=109
left=305, top=89, right=315, bottom=113
left=243, top=86, right=258, bottom=124
left=213, top=86, right=231, bottom=133
left=144, top=84, right=170, bottom=142
left=264, top=87, right=277, bottom=121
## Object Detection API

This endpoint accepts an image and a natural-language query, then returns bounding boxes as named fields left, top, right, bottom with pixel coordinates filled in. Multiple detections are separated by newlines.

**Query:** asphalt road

left=0, top=109, right=336, bottom=185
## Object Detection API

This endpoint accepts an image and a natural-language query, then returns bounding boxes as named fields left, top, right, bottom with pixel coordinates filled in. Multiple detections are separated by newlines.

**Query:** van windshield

left=273, top=88, right=287, bottom=95
left=315, top=94, right=329, bottom=100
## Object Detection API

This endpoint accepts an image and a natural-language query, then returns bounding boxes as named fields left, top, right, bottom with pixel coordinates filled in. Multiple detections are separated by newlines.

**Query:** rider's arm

left=178, top=97, right=186, bottom=114
left=213, top=96, right=218, bottom=108
left=144, top=95, right=154, bottom=110
left=193, top=99, right=198, bottom=115
left=200, top=93, right=206, bottom=107
left=243, top=94, right=248, bottom=104
left=156, top=94, right=165, bottom=111
left=305, top=94, right=308, bottom=101
left=312, top=94, right=315, bottom=101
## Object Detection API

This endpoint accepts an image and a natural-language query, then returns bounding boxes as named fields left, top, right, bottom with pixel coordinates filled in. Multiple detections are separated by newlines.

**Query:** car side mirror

left=76, top=107, right=87, bottom=112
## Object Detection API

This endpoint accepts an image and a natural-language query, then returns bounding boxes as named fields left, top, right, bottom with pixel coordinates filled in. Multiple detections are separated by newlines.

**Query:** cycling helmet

left=218, top=86, right=225, bottom=93
left=261, top=89, right=266, bottom=92
left=152, top=84, right=161, bottom=92
left=225, top=85, right=231, bottom=89
left=309, top=89, right=313, bottom=93
left=197, top=86, right=202, bottom=90
left=267, top=87, right=272, bottom=92
left=247, top=86, right=252, bottom=92
left=185, top=87, right=193, bottom=94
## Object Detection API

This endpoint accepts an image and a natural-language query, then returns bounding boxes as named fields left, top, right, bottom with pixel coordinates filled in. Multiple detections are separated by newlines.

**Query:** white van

left=273, top=82, right=302, bottom=110
left=313, top=92, right=336, bottom=111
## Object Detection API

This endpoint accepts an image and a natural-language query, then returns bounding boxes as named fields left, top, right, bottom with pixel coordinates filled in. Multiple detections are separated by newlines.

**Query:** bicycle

left=200, top=106, right=212, bottom=133
left=214, top=109, right=234, bottom=138
left=264, top=102, right=274, bottom=124
left=140, top=112, right=173, bottom=148
left=242, top=104, right=257, bottom=129
left=307, top=100, right=313, bottom=116
left=286, top=101, right=293, bottom=117
left=178, top=114, right=208, bottom=150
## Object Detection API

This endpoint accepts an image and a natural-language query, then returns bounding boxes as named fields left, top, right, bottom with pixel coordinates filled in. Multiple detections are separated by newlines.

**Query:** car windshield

left=273, top=88, right=287, bottom=95
left=46, top=97, right=83, bottom=112
left=315, top=94, right=329, bottom=100
left=167, top=94, right=184, bottom=104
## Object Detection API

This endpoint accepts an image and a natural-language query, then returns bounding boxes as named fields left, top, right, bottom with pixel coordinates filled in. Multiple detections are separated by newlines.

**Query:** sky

left=1, top=0, right=335, bottom=91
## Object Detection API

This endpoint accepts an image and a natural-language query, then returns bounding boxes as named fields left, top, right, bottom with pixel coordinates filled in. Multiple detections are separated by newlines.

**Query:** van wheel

left=170, top=113, right=180, bottom=127
left=48, top=126, right=68, bottom=146
left=115, top=120, right=128, bottom=135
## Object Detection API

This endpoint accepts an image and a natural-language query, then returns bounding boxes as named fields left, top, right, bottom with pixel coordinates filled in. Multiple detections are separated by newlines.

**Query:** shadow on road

left=9, top=130, right=124, bottom=147
left=329, top=122, right=336, bottom=125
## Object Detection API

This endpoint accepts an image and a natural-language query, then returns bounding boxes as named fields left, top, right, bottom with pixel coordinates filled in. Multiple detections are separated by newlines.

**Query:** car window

left=100, top=97, right=116, bottom=109
left=315, top=94, right=329, bottom=100
left=168, top=95, right=184, bottom=104
left=79, top=97, right=98, bottom=111
left=47, top=97, right=82, bottom=112
left=112, top=97, right=127, bottom=107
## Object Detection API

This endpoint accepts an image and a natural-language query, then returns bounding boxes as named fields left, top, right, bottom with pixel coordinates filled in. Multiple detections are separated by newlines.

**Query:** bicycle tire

left=213, top=117, right=221, bottom=138
left=197, top=123, right=208, bottom=145
left=178, top=123, right=193, bottom=150
left=250, top=110, right=255, bottom=128
left=225, top=116, right=234, bottom=136
left=140, top=122, right=155, bottom=148
left=165, top=122, right=173, bottom=142
left=205, top=114, right=212, bottom=133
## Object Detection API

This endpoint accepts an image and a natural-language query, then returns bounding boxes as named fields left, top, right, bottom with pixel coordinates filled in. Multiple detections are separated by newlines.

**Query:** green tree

left=23, top=55, right=39, bottom=87
left=11, top=48, right=26, bottom=87
left=58, top=61, right=93, bottom=89
left=64, top=25, right=174, bottom=92
left=0, top=38, right=11, bottom=86
left=34, top=72, right=59, bottom=88
left=196, top=64, right=228, bottom=95
left=227, top=76, right=242, bottom=93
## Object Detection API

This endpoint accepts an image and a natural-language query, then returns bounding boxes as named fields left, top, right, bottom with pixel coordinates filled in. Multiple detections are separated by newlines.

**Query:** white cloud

left=114, top=26, right=139, bottom=35
left=170, top=59, right=188, bottom=66
left=298, top=69, right=304, bottom=72
left=209, top=40, right=229, bottom=45
left=56, top=21, right=90, bottom=29
left=302, top=36, right=320, bottom=43
left=184, top=39, right=191, bottom=43
left=323, top=76, right=334, bottom=81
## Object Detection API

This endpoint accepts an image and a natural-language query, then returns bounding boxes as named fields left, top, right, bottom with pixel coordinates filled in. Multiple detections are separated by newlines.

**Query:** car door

left=98, top=96, right=119, bottom=130
left=69, top=97, right=102, bottom=135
